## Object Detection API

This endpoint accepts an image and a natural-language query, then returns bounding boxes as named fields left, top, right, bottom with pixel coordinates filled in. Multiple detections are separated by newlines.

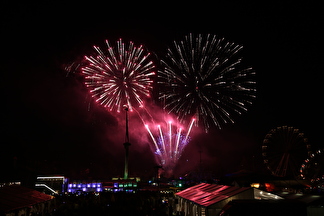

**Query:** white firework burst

left=158, top=33, right=256, bottom=130
left=81, top=38, right=156, bottom=112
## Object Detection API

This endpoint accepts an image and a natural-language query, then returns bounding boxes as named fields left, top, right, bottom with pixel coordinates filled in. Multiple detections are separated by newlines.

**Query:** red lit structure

left=0, top=185, right=55, bottom=216
left=175, top=183, right=282, bottom=216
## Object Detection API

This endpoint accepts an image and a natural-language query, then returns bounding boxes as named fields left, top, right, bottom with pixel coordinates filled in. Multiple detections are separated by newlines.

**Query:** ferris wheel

left=300, top=148, right=324, bottom=189
left=262, top=126, right=312, bottom=178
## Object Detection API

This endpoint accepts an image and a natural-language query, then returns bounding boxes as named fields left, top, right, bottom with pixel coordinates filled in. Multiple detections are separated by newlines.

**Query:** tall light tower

left=123, top=105, right=131, bottom=180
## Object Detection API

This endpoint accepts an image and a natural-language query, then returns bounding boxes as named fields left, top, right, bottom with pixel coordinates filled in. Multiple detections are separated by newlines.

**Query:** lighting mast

left=123, top=105, right=131, bottom=179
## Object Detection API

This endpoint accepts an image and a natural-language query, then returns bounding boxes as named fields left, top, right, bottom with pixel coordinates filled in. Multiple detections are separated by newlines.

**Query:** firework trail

left=81, top=38, right=155, bottom=113
left=158, top=33, right=256, bottom=131
left=145, top=118, right=195, bottom=175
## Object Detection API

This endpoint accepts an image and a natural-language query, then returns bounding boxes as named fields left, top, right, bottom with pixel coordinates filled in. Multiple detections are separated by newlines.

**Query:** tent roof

left=175, top=183, right=251, bottom=207
left=0, top=185, right=54, bottom=213
left=274, top=191, right=324, bottom=205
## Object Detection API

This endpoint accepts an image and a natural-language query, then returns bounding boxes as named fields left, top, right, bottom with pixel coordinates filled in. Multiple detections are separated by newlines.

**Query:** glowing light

left=35, top=184, right=58, bottom=194
left=158, top=33, right=256, bottom=131
left=82, top=38, right=155, bottom=113
left=37, top=176, right=65, bottom=180
left=145, top=118, right=194, bottom=174
left=145, top=124, right=160, bottom=153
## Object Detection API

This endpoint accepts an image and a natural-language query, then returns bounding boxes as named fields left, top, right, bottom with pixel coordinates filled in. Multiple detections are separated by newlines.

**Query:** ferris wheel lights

left=299, top=148, right=324, bottom=189
left=262, top=126, right=311, bottom=178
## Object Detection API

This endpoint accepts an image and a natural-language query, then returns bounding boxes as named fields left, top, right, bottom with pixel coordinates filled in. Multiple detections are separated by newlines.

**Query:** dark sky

left=1, top=1, right=323, bottom=180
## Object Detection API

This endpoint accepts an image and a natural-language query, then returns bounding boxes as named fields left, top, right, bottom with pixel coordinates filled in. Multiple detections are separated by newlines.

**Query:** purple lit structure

left=65, top=180, right=138, bottom=193
left=67, top=182, right=103, bottom=193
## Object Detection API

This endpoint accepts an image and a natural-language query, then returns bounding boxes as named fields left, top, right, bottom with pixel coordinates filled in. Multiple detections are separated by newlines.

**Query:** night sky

left=1, top=2, right=323, bottom=180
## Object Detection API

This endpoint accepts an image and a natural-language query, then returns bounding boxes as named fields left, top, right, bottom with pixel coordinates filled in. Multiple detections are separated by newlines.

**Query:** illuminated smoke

left=144, top=117, right=195, bottom=176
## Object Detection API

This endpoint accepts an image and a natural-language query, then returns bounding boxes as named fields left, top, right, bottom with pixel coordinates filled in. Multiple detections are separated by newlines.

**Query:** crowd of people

left=51, top=191, right=176, bottom=216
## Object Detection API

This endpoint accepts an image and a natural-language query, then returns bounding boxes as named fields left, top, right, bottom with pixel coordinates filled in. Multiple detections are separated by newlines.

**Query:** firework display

left=78, top=34, right=256, bottom=177
left=158, top=33, right=256, bottom=130
left=145, top=118, right=195, bottom=174
left=81, top=39, right=155, bottom=113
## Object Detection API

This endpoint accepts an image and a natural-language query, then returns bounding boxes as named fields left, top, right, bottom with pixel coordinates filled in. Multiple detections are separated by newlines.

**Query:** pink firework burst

left=145, top=118, right=195, bottom=175
left=81, top=38, right=156, bottom=112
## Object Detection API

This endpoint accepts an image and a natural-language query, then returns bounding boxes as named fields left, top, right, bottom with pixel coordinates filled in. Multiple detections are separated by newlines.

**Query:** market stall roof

left=176, top=183, right=252, bottom=207
left=0, top=185, right=54, bottom=213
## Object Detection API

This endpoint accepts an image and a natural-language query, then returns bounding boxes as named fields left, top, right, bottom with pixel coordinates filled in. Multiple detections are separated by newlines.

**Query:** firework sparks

left=145, top=118, right=195, bottom=174
left=158, top=33, right=256, bottom=131
left=81, top=38, right=155, bottom=113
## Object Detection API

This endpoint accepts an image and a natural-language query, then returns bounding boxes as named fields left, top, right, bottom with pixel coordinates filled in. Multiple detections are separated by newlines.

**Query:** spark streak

left=145, top=118, right=195, bottom=174
left=145, top=124, right=160, bottom=155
